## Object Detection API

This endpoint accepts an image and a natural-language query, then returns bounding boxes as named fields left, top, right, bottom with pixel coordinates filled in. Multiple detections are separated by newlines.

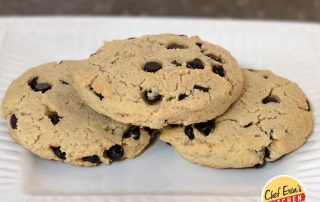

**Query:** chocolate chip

left=143, top=90, right=163, bottom=105
left=10, top=114, right=17, bottom=129
left=166, top=142, right=172, bottom=146
left=212, top=64, right=225, bottom=77
left=244, top=122, right=253, bottom=128
left=36, top=83, right=52, bottom=93
left=193, top=85, right=209, bottom=92
left=262, top=75, right=268, bottom=79
left=90, top=53, right=97, bottom=57
left=206, top=54, right=222, bottom=63
left=196, top=42, right=202, bottom=48
left=82, top=155, right=102, bottom=165
left=178, top=94, right=188, bottom=101
left=123, top=126, right=140, bottom=140
left=306, top=100, right=311, bottom=111
left=60, top=80, right=69, bottom=85
left=28, top=77, right=52, bottom=93
left=143, top=127, right=157, bottom=135
left=269, top=129, right=274, bottom=139
left=194, top=119, right=215, bottom=136
left=48, top=112, right=61, bottom=125
left=143, top=62, right=162, bottom=73
left=169, top=124, right=180, bottom=128
left=264, top=148, right=270, bottom=159
left=89, top=87, right=104, bottom=100
left=143, top=127, right=153, bottom=135
left=128, top=37, right=135, bottom=40
left=167, top=43, right=186, bottom=49
left=104, top=144, right=124, bottom=161
left=187, top=59, right=204, bottom=69
left=184, top=125, right=194, bottom=140
left=171, top=60, right=182, bottom=67
left=247, top=69, right=255, bottom=72
left=253, top=162, right=265, bottom=168
left=28, top=77, right=38, bottom=89
left=262, top=96, right=280, bottom=104
left=178, top=34, right=187, bottom=37
left=95, top=92, right=104, bottom=100
left=50, top=146, right=66, bottom=160
left=58, top=61, right=63, bottom=64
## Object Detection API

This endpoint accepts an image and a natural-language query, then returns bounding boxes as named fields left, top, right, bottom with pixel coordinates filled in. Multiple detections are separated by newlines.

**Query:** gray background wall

left=0, top=0, right=319, bottom=21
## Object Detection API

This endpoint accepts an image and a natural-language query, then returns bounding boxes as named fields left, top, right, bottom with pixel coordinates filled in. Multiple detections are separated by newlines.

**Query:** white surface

left=0, top=17, right=320, bottom=202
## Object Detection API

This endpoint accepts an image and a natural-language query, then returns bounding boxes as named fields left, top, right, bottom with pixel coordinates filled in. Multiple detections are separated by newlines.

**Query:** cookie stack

left=1, top=34, right=313, bottom=168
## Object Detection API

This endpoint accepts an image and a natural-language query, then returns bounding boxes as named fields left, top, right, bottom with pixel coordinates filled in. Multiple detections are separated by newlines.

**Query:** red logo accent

left=268, top=193, right=306, bottom=202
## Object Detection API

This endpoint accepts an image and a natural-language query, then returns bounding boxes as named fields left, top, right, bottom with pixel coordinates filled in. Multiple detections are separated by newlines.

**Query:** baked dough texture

left=72, top=34, right=244, bottom=129
left=160, top=69, right=313, bottom=168
left=1, top=61, right=151, bottom=166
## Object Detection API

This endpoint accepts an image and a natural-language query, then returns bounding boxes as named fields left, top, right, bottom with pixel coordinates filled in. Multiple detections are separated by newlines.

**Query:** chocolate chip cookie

left=72, top=34, right=244, bottom=128
left=160, top=69, right=313, bottom=168
left=1, top=61, right=152, bottom=166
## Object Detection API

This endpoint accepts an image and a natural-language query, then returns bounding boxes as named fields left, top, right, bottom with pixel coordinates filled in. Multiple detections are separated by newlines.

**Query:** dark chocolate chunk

left=94, top=92, right=104, bottom=100
left=178, top=94, right=188, bottom=101
left=244, top=122, right=253, bottom=128
left=166, top=142, right=172, bottom=146
left=89, top=87, right=104, bottom=100
left=127, top=37, right=135, bottom=40
left=262, top=75, right=268, bottom=79
left=264, top=148, right=270, bottom=159
left=212, top=64, right=225, bottom=77
left=206, top=53, right=222, bottom=63
left=50, top=146, right=66, bottom=160
left=10, top=114, right=17, bottom=129
left=123, top=126, right=140, bottom=140
left=90, top=53, right=97, bottom=57
left=171, top=60, right=182, bottom=67
left=262, top=96, right=280, bottom=104
left=48, top=112, right=61, bottom=125
left=82, top=155, right=102, bottom=164
left=143, top=127, right=156, bottom=135
left=187, top=58, right=204, bottom=69
left=60, top=80, right=69, bottom=85
left=253, top=162, right=265, bottom=168
left=193, top=85, right=209, bottom=92
left=195, top=42, right=202, bottom=48
left=184, top=125, right=195, bottom=140
left=104, top=144, right=124, bottom=161
left=28, top=77, right=38, bottom=89
left=35, top=83, right=52, bottom=93
left=143, top=90, right=163, bottom=105
left=167, top=43, right=186, bottom=49
left=269, top=129, right=274, bottom=139
left=169, top=124, right=180, bottom=128
left=28, top=77, right=52, bottom=93
left=194, top=119, right=215, bottom=136
left=143, top=62, right=162, bottom=73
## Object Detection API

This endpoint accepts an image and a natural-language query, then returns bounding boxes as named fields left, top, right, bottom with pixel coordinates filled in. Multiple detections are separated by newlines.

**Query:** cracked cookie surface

left=1, top=61, right=151, bottom=166
left=72, top=34, right=244, bottom=128
left=160, top=69, right=313, bottom=168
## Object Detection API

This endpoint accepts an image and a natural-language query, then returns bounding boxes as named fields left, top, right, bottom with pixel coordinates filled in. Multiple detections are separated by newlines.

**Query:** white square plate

left=0, top=17, right=319, bottom=202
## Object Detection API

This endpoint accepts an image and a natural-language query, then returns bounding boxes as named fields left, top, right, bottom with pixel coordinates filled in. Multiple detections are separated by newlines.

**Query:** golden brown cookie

left=72, top=34, right=244, bottom=128
left=1, top=61, right=152, bottom=166
left=160, top=69, right=313, bottom=168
